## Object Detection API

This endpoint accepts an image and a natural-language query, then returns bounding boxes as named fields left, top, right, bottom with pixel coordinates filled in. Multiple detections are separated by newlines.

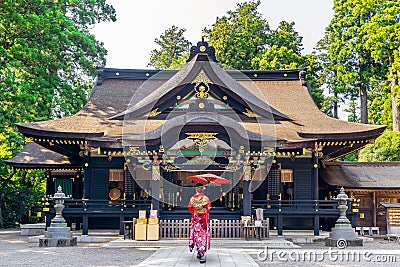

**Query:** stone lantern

left=50, top=186, right=68, bottom=227
left=325, top=187, right=363, bottom=247
left=39, top=186, right=77, bottom=247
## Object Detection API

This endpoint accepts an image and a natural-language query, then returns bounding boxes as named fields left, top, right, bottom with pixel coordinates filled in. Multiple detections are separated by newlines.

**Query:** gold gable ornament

left=192, top=70, right=212, bottom=99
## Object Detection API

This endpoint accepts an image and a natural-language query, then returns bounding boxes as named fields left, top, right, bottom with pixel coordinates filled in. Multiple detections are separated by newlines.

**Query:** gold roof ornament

left=192, top=70, right=212, bottom=99
left=243, top=108, right=260, bottom=118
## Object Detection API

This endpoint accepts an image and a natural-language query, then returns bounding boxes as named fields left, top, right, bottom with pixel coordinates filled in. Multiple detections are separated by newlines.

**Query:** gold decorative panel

left=185, top=132, right=218, bottom=147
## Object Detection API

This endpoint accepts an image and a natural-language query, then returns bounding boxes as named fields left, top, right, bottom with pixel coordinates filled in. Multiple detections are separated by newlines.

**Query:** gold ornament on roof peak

left=192, top=70, right=212, bottom=99
left=192, top=70, right=212, bottom=87
left=243, top=108, right=260, bottom=118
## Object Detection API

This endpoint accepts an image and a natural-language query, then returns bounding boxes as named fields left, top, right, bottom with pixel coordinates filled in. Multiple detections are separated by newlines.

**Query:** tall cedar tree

left=148, top=26, right=191, bottom=70
left=0, top=0, right=116, bottom=228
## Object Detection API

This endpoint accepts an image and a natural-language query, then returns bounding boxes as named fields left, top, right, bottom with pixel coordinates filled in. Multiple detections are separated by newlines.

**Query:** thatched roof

left=16, top=75, right=384, bottom=142
left=320, top=161, right=400, bottom=189
left=4, top=142, right=81, bottom=169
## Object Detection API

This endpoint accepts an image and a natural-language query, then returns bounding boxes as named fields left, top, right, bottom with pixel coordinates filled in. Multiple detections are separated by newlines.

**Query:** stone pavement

left=6, top=228, right=400, bottom=266
left=136, top=247, right=258, bottom=267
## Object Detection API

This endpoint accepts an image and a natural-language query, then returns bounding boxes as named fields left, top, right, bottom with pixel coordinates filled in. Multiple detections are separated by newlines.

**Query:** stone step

left=103, top=238, right=299, bottom=248
left=20, top=223, right=46, bottom=236
left=28, top=234, right=119, bottom=243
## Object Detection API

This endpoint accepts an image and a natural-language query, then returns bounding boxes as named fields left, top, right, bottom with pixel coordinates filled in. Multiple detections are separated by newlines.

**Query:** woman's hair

left=195, top=186, right=206, bottom=193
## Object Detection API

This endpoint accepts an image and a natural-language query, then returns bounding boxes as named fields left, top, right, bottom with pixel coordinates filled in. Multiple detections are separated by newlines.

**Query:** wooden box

left=148, top=218, right=158, bottom=224
left=137, top=218, right=147, bottom=224
left=135, top=224, right=147, bottom=241
left=147, top=224, right=159, bottom=241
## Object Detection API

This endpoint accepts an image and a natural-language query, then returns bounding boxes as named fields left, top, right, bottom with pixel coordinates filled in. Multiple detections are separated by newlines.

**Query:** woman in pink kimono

left=188, top=187, right=211, bottom=264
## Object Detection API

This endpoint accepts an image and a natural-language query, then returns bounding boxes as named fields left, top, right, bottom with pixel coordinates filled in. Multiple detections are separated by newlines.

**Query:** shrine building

left=6, top=41, right=388, bottom=235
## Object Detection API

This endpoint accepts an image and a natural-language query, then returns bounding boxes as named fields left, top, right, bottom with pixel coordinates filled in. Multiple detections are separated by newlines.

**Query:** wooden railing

left=159, top=219, right=269, bottom=239
left=46, top=199, right=152, bottom=211
left=251, top=199, right=348, bottom=215
left=160, top=219, right=191, bottom=239
left=210, top=219, right=242, bottom=238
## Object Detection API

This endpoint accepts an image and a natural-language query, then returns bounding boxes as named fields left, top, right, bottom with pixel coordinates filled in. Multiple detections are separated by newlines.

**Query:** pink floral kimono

left=188, top=193, right=211, bottom=257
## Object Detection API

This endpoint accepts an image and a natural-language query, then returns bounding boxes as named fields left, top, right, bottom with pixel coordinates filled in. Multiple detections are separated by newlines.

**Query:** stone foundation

left=325, top=238, right=363, bottom=247
left=39, top=226, right=77, bottom=247
left=39, top=237, right=77, bottom=247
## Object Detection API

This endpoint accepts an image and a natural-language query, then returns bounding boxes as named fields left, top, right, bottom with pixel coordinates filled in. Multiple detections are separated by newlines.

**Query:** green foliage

left=303, top=54, right=326, bottom=110
left=0, top=0, right=116, bottom=228
left=0, top=171, right=45, bottom=228
left=316, top=0, right=400, bottom=126
left=204, top=1, right=325, bottom=107
left=359, top=130, right=400, bottom=161
left=148, top=26, right=191, bottom=70
left=270, top=21, right=303, bottom=54
left=362, top=0, right=400, bottom=130
left=252, top=21, right=304, bottom=70
left=206, top=0, right=270, bottom=70
left=252, top=45, right=303, bottom=70
left=342, top=151, right=359, bottom=162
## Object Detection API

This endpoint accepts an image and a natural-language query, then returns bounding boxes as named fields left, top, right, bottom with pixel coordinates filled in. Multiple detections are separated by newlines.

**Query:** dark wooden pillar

left=83, top=166, right=92, bottom=199
left=277, top=214, right=283, bottom=236
left=242, top=164, right=252, bottom=216
left=312, top=154, right=319, bottom=235
left=45, top=214, right=51, bottom=228
left=82, top=213, right=88, bottom=235
left=372, top=192, right=377, bottom=227
left=312, top=155, right=319, bottom=200
left=233, top=172, right=239, bottom=209
left=151, top=165, right=160, bottom=211
left=314, top=214, right=320, bottom=236
left=242, top=180, right=251, bottom=216
left=73, top=172, right=81, bottom=199
left=119, top=214, right=124, bottom=235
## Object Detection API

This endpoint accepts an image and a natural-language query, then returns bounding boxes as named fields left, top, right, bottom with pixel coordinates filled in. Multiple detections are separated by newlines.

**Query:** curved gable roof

left=109, top=53, right=290, bottom=121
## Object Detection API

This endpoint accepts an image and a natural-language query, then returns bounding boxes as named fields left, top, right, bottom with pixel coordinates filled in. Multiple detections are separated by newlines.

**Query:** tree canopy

left=362, top=0, right=400, bottom=131
left=148, top=26, right=191, bottom=70
left=0, top=0, right=116, bottom=228
left=206, top=0, right=270, bottom=70
left=317, top=0, right=400, bottom=130
left=359, top=130, right=400, bottom=161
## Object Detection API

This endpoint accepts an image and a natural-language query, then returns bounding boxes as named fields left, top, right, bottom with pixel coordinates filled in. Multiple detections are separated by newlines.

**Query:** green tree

left=206, top=0, right=270, bottom=70
left=148, top=25, right=191, bottom=70
left=252, top=21, right=304, bottom=70
left=270, top=21, right=303, bottom=54
left=251, top=21, right=324, bottom=109
left=318, top=0, right=386, bottom=124
left=359, top=130, right=400, bottom=161
left=362, top=0, right=400, bottom=131
left=252, top=45, right=303, bottom=70
left=0, top=0, right=116, bottom=228
left=303, top=54, right=326, bottom=110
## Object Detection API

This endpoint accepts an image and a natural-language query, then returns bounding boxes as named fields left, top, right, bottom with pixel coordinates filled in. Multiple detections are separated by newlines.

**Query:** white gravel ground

left=0, top=230, right=156, bottom=267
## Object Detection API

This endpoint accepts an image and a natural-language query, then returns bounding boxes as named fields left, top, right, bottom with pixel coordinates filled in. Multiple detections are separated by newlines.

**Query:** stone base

left=325, top=238, right=363, bottom=247
left=20, top=224, right=46, bottom=236
left=44, top=227, right=72, bottom=238
left=39, top=237, right=77, bottom=247
left=330, top=228, right=358, bottom=240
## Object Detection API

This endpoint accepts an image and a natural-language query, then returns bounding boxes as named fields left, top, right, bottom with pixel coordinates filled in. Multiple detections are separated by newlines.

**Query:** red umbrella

left=188, top=175, right=208, bottom=184
left=188, top=172, right=231, bottom=184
